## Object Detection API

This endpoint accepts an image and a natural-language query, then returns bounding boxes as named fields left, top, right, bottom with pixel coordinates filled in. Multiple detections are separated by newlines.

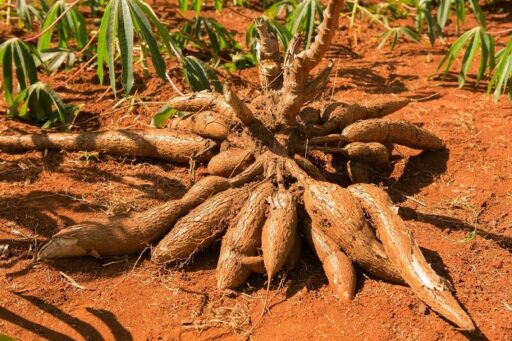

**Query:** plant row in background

left=0, top=0, right=511, bottom=128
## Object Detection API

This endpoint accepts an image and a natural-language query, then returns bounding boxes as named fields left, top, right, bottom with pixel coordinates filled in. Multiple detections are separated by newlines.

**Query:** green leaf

left=117, top=0, right=134, bottom=94
left=437, top=27, right=476, bottom=76
left=436, top=0, right=451, bottom=29
left=179, top=0, right=188, bottom=13
left=182, top=55, right=220, bottom=92
left=40, top=48, right=76, bottom=72
left=458, top=30, right=480, bottom=87
left=180, top=16, right=240, bottom=58
left=8, top=82, right=76, bottom=128
left=488, top=37, right=512, bottom=101
left=285, top=0, right=323, bottom=48
left=37, top=0, right=88, bottom=51
left=468, top=0, right=486, bottom=28
left=97, top=0, right=115, bottom=85
left=129, top=0, right=167, bottom=79
left=97, top=0, right=184, bottom=95
left=0, top=38, right=38, bottom=106
left=150, top=104, right=178, bottom=127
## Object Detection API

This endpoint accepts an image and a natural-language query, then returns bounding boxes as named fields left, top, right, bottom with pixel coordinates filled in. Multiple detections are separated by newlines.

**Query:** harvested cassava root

left=169, top=111, right=230, bottom=140
left=261, top=188, right=298, bottom=282
left=30, top=0, right=473, bottom=331
left=342, top=119, right=445, bottom=151
left=217, top=182, right=274, bottom=289
left=302, top=216, right=356, bottom=303
left=37, top=176, right=230, bottom=259
left=151, top=186, right=250, bottom=264
left=0, top=129, right=216, bottom=163
left=348, top=184, right=474, bottom=330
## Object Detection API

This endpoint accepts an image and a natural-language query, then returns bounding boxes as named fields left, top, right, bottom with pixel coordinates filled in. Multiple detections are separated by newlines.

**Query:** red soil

left=0, top=2, right=511, bottom=340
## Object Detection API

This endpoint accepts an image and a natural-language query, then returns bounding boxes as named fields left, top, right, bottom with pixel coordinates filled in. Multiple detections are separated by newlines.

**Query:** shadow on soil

left=400, top=207, right=512, bottom=253
left=386, top=149, right=450, bottom=203
left=334, top=60, right=417, bottom=94
left=0, top=293, right=132, bottom=341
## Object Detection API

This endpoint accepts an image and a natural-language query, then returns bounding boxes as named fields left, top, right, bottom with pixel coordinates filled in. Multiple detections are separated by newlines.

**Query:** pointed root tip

left=37, top=238, right=87, bottom=260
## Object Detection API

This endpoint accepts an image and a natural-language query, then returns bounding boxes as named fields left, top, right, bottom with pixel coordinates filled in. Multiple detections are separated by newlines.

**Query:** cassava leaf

left=8, top=82, right=77, bottom=128
left=150, top=104, right=179, bottom=127
left=97, top=0, right=183, bottom=95
left=488, top=37, right=512, bottom=101
left=182, top=55, right=221, bottom=92
left=118, top=0, right=135, bottom=94
left=0, top=38, right=38, bottom=106
left=37, top=0, right=88, bottom=51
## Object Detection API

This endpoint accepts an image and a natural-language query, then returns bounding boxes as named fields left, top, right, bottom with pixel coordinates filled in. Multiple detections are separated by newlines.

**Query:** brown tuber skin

left=302, top=217, right=356, bottom=303
left=27, top=0, right=473, bottom=331
left=169, top=111, right=230, bottom=140
left=261, top=188, right=298, bottom=282
left=342, top=119, right=445, bottom=151
left=207, top=148, right=255, bottom=178
left=216, top=182, right=274, bottom=289
left=0, top=129, right=217, bottom=163
left=348, top=184, right=474, bottom=330
left=151, top=187, right=250, bottom=264
left=38, top=176, right=230, bottom=259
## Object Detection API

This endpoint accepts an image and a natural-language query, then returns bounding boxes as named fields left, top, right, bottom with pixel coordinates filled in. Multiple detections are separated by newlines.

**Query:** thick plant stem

left=276, top=0, right=344, bottom=125
left=223, top=85, right=255, bottom=126
left=255, top=18, right=283, bottom=90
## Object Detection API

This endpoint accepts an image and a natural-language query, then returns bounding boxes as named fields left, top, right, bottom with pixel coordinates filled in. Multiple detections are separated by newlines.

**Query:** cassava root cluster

left=2, top=0, right=475, bottom=332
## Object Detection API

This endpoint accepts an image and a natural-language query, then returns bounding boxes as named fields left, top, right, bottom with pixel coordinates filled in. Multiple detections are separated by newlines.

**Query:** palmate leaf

left=265, top=0, right=297, bottom=19
left=9, top=82, right=77, bottom=128
left=488, top=37, right=512, bottom=101
left=182, top=55, right=222, bottom=93
left=97, top=0, right=181, bottom=95
left=437, top=27, right=495, bottom=87
left=16, top=0, right=43, bottom=30
left=435, top=0, right=486, bottom=30
left=37, top=0, right=88, bottom=51
left=38, top=48, right=76, bottom=72
left=378, top=27, right=421, bottom=50
left=177, top=0, right=227, bottom=14
left=0, top=38, right=38, bottom=106
left=286, top=0, right=324, bottom=48
left=415, top=0, right=442, bottom=46
left=178, top=16, right=241, bottom=58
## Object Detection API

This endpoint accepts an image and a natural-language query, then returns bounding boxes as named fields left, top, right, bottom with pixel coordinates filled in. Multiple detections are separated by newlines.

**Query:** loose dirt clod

left=348, top=184, right=475, bottom=331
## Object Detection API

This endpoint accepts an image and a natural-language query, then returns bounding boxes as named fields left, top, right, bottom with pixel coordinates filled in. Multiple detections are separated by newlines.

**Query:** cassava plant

left=0, top=0, right=476, bottom=331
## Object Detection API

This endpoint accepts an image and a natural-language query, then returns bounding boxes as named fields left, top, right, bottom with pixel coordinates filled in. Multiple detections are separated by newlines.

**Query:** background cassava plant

left=0, top=38, right=39, bottom=106
left=96, top=0, right=179, bottom=95
left=37, top=0, right=88, bottom=51
left=8, top=81, right=78, bottom=128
